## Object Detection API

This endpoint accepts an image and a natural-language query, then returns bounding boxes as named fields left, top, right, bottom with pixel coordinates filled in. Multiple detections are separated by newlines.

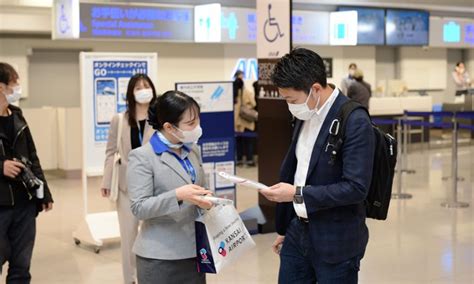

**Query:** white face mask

left=2, top=85, right=22, bottom=104
left=134, top=88, right=153, bottom=104
left=172, top=125, right=203, bottom=144
left=287, top=88, right=320, bottom=121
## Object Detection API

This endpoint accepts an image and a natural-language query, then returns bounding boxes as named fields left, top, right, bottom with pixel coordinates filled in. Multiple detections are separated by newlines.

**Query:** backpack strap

left=327, top=100, right=370, bottom=166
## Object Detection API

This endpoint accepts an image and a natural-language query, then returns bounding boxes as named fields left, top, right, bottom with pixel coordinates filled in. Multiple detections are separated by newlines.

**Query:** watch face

left=294, top=196, right=304, bottom=204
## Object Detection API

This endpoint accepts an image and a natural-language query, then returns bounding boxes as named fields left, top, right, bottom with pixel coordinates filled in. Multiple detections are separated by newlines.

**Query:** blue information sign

left=92, top=60, right=148, bottom=142
left=80, top=3, right=193, bottom=41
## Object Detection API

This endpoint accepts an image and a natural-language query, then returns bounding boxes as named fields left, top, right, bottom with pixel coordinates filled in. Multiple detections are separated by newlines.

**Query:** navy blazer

left=276, top=93, right=376, bottom=264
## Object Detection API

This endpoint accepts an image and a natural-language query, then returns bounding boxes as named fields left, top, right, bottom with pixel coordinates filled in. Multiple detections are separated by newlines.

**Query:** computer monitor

left=386, top=9, right=429, bottom=45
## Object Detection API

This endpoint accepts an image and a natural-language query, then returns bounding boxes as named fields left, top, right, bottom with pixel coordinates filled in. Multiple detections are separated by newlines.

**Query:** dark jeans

left=279, top=218, right=362, bottom=284
left=236, top=131, right=255, bottom=163
left=0, top=202, right=36, bottom=284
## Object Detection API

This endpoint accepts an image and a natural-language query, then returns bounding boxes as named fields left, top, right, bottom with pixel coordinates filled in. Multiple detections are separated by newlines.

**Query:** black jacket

left=0, top=105, right=53, bottom=211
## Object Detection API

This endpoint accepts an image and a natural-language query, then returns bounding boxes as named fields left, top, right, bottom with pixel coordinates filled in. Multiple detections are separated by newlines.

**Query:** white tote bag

left=195, top=204, right=256, bottom=274
left=109, top=113, right=123, bottom=202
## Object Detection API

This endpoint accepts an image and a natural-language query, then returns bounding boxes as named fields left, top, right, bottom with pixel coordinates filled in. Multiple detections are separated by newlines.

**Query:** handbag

left=239, top=90, right=258, bottom=122
left=109, top=113, right=123, bottom=202
left=195, top=204, right=256, bottom=274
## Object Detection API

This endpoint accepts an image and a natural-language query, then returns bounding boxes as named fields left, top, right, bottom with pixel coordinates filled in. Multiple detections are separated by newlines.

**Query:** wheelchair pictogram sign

left=263, top=4, right=284, bottom=43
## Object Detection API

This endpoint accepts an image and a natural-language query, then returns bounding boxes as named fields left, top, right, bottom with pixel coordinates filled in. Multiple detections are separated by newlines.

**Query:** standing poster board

left=175, top=82, right=236, bottom=203
left=74, top=52, right=158, bottom=252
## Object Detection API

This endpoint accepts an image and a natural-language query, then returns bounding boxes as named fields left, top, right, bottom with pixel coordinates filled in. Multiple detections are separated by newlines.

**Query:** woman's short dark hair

left=456, top=62, right=464, bottom=67
left=126, top=73, right=157, bottom=126
left=271, top=48, right=327, bottom=94
left=148, top=90, right=200, bottom=131
left=0, top=63, right=19, bottom=85
left=234, top=70, right=244, bottom=79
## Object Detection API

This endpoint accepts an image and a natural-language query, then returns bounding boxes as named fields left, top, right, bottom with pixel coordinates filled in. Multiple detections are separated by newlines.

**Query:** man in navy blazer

left=260, top=48, right=375, bottom=283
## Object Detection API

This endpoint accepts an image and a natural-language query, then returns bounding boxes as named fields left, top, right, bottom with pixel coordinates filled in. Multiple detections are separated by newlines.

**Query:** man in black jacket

left=0, top=62, right=53, bottom=283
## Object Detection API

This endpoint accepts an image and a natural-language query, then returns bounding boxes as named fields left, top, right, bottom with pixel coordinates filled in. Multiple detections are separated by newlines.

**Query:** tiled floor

left=1, top=145, right=473, bottom=283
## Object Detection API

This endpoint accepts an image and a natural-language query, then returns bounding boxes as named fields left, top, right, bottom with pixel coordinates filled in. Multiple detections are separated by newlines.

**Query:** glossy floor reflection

left=1, top=145, right=473, bottom=283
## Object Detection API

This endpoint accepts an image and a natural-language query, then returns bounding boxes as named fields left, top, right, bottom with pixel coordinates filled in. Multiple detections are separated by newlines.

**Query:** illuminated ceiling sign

left=443, top=21, right=461, bottom=43
left=429, top=17, right=474, bottom=48
left=194, top=3, right=222, bottom=42
left=221, top=7, right=256, bottom=43
left=330, top=11, right=358, bottom=46
left=465, top=24, right=474, bottom=44
left=52, top=0, right=80, bottom=39
left=79, top=3, right=193, bottom=41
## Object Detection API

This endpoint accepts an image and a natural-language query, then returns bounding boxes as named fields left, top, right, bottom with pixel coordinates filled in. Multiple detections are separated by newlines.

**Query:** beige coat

left=234, top=87, right=257, bottom=132
left=102, top=112, right=154, bottom=192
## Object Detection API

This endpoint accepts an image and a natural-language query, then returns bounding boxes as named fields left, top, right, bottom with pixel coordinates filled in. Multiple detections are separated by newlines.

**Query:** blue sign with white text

left=80, top=3, right=193, bottom=41
left=93, top=60, right=148, bottom=142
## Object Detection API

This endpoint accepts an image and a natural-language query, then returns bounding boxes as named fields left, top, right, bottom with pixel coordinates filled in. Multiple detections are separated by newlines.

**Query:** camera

left=14, top=157, right=42, bottom=191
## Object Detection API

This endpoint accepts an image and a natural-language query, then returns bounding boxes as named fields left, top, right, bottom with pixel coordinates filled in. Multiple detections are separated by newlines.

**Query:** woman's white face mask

left=287, top=88, right=320, bottom=121
left=134, top=88, right=153, bottom=104
left=172, top=125, right=203, bottom=144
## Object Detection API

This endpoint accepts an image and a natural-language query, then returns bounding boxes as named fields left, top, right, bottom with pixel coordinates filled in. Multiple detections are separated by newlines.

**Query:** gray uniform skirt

left=137, top=255, right=206, bottom=284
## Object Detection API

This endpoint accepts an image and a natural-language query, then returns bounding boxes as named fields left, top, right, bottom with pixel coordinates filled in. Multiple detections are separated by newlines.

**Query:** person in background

left=233, top=70, right=244, bottom=105
left=347, top=69, right=372, bottom=109
left=127, top=91, right=213, bottom=284
left=235, top=83, right=257, bottom=167
left=101, top=74, right=157, bottom=284
left=252, top=80, right=259, bottom=112
left=340, top=63, right=357, bottom=96
left=452, top=62, right=472, bottom=96
left=0, top=62, right=54, bottom=283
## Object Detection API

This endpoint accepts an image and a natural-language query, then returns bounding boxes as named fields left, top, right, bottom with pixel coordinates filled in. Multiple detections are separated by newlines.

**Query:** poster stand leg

left=72, top=172, right=120, bottom=253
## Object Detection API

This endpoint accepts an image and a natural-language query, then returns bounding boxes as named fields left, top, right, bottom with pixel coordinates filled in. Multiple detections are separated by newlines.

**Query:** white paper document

left=217, top=172, right=269, bottom=190
left=201, top=196, right=234, bottom=206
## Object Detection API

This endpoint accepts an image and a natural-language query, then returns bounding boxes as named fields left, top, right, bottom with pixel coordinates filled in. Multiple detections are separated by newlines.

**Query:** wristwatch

left=293, top=186, right=304, bottom=204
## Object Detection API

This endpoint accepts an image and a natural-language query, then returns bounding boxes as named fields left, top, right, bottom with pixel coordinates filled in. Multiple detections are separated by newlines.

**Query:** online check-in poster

left=92, top=61, right=147, bottom=142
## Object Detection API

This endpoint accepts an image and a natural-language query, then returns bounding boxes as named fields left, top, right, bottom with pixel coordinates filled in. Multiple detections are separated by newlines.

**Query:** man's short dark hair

left=349, top=63, right=357, bottom=69
left=0, top=63, right=19, bottom=85
left=271, top=48, right=327, bottom=94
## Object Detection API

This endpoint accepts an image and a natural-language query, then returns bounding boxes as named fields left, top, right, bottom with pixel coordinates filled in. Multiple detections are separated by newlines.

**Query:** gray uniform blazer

left=102, top=112, right=154, bottom=192
left=127, top=140, right=207, bottom=260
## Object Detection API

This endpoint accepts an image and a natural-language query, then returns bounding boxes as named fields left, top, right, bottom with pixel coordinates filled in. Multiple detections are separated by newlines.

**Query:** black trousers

left=236, top=131, right=255, bottom=163
left=0, top=202, right=36, bottom=284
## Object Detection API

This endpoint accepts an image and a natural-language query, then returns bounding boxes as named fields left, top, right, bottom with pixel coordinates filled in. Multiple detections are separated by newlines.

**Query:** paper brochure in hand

left=217, top=172, right=269, bottom=190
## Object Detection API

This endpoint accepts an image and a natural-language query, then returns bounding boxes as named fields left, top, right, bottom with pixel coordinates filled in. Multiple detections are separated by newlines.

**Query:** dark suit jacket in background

left=276, top=93, right=376, bottom=264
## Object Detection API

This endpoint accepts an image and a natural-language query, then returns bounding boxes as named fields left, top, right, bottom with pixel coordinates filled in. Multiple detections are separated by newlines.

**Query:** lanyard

left=137, top=122, right=144, bottom=145
left=181, top=158, right=196, bottom=184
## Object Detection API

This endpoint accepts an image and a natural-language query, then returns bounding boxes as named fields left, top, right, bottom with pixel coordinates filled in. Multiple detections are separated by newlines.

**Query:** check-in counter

left=369, top=96, right=433, bottom=143
left=369, top=96, right=433, bottom=116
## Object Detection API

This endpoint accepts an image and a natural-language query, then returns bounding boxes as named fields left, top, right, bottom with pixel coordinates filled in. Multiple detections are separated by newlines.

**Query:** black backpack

left=326, top=100, right=397, bottom=220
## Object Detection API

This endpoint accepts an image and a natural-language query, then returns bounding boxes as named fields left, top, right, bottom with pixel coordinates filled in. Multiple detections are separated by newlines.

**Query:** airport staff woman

left=127, top=90, right=213, bottom=284
left=101, top=73, right=157, bottom=284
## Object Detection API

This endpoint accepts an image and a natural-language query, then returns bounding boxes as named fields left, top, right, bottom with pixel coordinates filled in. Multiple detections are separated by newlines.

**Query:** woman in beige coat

left=101, top=74, right=157, bottom=284
left=234, top=86, right=257, bottom=166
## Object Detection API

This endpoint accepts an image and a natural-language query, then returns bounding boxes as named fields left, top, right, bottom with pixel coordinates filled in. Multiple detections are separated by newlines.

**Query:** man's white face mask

left=287, top=88, right=321, bottom=121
